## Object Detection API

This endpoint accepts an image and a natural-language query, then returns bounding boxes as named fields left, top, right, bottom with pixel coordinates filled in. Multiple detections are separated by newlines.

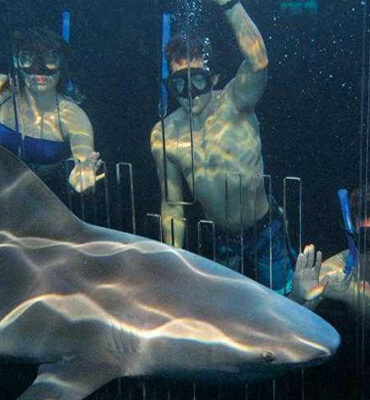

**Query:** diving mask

left=17, top=49, right=61, bottom=76
left=167, top=68, right=213, bottom=99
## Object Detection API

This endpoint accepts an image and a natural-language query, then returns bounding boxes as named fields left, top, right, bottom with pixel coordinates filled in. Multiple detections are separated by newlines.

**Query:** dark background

left=0, top=0, right=363, bottom=254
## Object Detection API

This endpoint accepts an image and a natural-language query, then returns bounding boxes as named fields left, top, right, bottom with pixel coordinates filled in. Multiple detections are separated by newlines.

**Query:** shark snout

left=277, top=318, right=341, bottom=366
left=295, top=325, right=340, bottom=363
left=246, top=326, right=340, bottom=374
left=235, top=297, right=342, bottom=369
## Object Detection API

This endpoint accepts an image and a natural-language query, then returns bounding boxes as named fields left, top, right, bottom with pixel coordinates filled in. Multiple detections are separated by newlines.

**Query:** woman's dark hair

left=166, top=33, right=214, bottom=72
left=12, top=27, right=68, bottom=55
left=11, top=27, right=83, bottom=102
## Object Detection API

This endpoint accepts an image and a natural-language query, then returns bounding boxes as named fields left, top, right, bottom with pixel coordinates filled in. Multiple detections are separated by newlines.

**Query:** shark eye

left=261, top=351, right=275, bottom=363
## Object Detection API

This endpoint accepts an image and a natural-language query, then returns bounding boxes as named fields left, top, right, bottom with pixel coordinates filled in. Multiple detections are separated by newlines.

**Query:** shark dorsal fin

left=0, top=146, right=81, bottom=238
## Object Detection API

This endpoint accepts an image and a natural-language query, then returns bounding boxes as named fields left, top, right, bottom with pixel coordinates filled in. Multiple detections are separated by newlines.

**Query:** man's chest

left=169, top=119, right=261, bottom=177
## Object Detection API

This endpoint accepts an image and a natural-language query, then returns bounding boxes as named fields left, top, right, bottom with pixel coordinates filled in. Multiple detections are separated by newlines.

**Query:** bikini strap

left=0, top=95, right=12, bottom=109
left=56, top=95, right=69, bottom=142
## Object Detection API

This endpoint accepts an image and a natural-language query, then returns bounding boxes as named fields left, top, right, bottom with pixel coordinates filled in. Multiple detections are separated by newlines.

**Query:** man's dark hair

left=166, top=33, right=214, bottom=71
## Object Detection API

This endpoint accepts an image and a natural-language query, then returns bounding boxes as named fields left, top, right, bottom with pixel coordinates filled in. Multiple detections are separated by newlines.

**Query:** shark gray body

left=0, top=146, right=340, bottom=400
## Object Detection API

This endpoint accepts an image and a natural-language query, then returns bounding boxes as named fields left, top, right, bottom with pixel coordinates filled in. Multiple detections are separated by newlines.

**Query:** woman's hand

left=68, top=151, right=105, bottom=193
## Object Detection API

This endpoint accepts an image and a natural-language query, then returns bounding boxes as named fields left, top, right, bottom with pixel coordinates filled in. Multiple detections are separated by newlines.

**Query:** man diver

left=151, top=0, right=295, bottom=294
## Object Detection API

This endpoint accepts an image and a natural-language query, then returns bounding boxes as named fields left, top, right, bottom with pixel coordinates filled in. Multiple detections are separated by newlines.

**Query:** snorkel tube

left=62, top=11, right=71, bottom=43
left=159, top=12, right=171, bottom=117
left=62, top=10, right=74, bottom=93
left=338, top=189, right=359, bottom=275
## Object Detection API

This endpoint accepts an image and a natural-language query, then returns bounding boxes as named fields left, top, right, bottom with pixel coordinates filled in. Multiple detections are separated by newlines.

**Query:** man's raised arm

left=212, top=0, right=268, bottom=110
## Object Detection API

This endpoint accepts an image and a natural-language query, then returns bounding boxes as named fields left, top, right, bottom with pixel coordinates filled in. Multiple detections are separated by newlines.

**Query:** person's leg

left=254, top=214, right=295, bottom=295
left=200, top=225, right=243, bottom=273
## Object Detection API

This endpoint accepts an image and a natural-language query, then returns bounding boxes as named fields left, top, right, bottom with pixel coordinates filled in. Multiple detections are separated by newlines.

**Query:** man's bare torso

left=163, top=87, right=269, bottom=233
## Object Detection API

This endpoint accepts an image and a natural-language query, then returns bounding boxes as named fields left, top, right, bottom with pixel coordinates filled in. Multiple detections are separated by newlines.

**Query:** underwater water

left=0, top=0, right=369, bottom=399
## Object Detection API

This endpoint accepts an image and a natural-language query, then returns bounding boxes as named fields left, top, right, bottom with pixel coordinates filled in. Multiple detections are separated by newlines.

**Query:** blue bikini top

left=0, top=96, right=71, bottom=165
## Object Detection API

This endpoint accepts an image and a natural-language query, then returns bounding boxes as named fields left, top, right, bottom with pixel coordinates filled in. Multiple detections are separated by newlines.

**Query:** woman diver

left=0, top=27, right=102, bottom=193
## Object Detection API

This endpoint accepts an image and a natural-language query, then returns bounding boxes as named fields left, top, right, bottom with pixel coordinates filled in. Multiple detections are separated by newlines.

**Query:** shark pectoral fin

left=17, top=354, right=122, bottom=400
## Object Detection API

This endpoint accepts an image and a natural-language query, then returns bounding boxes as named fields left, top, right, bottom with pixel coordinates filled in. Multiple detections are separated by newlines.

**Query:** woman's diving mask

left=15, top=49, right=61, bottom=76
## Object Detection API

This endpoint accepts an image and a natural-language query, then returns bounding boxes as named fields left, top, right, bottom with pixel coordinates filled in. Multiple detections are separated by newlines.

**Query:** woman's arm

left=61, top=101, right=103, bottom=193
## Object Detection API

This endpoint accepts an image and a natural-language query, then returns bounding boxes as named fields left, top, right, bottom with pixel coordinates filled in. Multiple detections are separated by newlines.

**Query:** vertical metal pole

left=142, top=380, right=146, bottom=400
left=301, top=369, right=305, bottom=400
left=358, top=2, right=370, bottom=397
left=244, top=383, right=249, bottom=400
left=167, top=383, right=171, bottom=400
left=161, top=8, right=194, bottom=206
left=262, top=174, right=273, bottom=290
left=116, top=162, right=137, bottom=234
left=184, top=0, right=196, bottom=201
left=223, top=173, right=244, bottom=274
left=64, top=158, right=74, bottom=211
left=236, top=174, right=245, bottom=275
left=224, top=176, right=230, bottom=269
left=76, top=160, right=87, bottom=221
left=198, top=220, right=216, bottom=261
left=171, top=217, right=188, bottom=249
left=90, top=173, right=98, bottom=226
left=145, top=214, right=163, bottom=242
left=262, top=174, right=274, bottom=399
left=102, top=162, right=111, bottom=228
left=283, top=177, right=302, bottom=254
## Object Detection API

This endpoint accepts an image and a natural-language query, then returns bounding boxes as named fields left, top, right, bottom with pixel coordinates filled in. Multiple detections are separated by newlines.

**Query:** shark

left=0, top=146, right=340, bottom=400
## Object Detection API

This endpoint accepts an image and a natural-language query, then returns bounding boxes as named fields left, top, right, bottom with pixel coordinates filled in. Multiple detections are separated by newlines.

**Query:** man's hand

left=69, top=151, right=105, bottom=193
left=291, top=245, right=327, bottom=303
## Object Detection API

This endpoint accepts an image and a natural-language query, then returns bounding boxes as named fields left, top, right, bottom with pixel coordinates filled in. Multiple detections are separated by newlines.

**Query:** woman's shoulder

left=58, top=96, right=93, bottom=132
left=58, top=96, right=88, bottom=116
left=0, top=75, right=11, bottom=102
left=0, top=74, right=8, bottom=88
